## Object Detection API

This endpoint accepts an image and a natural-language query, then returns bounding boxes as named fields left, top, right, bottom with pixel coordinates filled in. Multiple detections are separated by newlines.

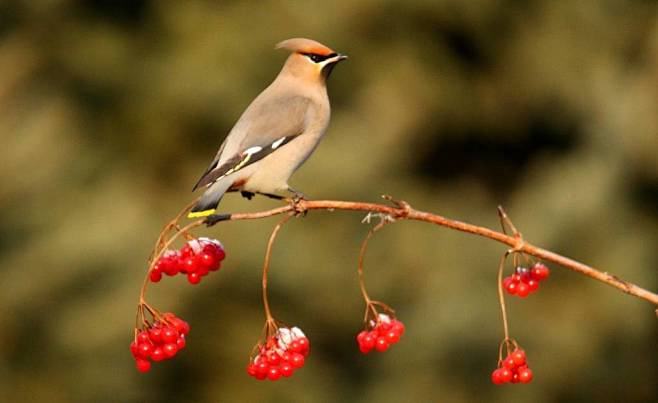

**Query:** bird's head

left=276, top=38, right=347, bottom=84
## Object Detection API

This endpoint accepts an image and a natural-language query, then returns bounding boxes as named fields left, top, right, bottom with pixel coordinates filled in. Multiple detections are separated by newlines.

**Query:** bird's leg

left=287, top=187, right=307, bottom=201
left=240, top=191, right=255, bottom=200
left=285, top=187, right=307, bottom=217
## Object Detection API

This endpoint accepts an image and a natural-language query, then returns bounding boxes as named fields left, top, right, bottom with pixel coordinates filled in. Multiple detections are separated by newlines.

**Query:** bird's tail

left=188, top=179, right=232, bottom=218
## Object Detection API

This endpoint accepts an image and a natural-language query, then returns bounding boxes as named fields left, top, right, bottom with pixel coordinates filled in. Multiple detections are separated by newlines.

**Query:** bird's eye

left=304, top=53, right=337, bottom=63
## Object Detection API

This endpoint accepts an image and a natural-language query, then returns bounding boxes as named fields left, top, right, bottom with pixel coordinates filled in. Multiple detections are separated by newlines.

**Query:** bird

left=187, top=38, right=347, bottom=219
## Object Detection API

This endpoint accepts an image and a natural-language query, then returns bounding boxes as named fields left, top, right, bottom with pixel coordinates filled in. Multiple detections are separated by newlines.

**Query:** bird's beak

left=330, top=53, right=348, bottom=63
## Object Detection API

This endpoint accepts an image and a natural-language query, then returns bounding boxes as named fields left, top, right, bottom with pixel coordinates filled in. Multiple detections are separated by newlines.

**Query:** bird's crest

left=276, top=38, right=335, bottom=56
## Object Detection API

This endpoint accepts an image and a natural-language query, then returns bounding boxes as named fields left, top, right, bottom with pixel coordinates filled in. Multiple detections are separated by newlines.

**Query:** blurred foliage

left=1, top=0, right=657, bottom=402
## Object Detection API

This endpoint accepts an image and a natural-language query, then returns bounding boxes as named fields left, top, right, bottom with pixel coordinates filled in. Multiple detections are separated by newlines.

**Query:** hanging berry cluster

left=149, top=237, right=225, bottom=285
left=491, top=208, right=552, bottom=386
left=503, top=262, right=550, bottom=297
left=130, top=312, right=190, bottom=373
left=491, top=346, right=533, bottom=385
left=355, top=219, right=406, bottom=359
left=131, top=205, right=231, bottom=373
left=356, top=313, right=405, bottom=354
left=246, top=326, right=310, bottom=381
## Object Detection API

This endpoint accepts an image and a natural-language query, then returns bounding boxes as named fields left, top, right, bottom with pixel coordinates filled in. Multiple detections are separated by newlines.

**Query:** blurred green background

left=1, top=1, right=657, bottom=402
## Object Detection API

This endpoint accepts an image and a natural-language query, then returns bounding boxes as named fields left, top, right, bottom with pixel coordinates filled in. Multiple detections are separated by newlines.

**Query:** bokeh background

left=1, top=1, right=657, bottom=402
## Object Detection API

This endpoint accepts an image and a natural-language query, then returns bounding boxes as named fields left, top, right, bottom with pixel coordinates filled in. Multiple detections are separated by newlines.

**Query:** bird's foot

left=285, top=188, right=308, bottom=217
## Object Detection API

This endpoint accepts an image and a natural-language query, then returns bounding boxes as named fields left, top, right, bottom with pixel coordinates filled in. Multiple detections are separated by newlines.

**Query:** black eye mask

left=303, top=52, right=338, bottom=63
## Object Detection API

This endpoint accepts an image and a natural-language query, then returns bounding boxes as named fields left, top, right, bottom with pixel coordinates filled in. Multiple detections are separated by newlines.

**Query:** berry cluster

left=503, top=262, right=550, bottom=298
left=356, top=313, right=405, bottom=354
left=130, top=313, right=190, bottom=372
left=246, top=327, right=310, bottom=381
left=491, top=349, right=533, bottom=385
left=149, top=238, right=226, bottom=285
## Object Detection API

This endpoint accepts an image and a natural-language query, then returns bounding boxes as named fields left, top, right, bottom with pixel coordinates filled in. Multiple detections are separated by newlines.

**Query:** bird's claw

left=285, top=193, right=307, bottom=217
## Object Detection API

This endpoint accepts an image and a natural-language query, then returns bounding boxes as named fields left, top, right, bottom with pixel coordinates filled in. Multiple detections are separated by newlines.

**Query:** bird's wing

left=192, top=95, right=311, bottom=190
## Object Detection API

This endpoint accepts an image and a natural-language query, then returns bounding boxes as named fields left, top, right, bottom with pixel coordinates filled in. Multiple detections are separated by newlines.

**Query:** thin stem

left=357, top=221, right=388, bottom=305
left=497, top=206, right=520, bottom=238
left=261, top=213, right=294, bottom=322
left=497, top=251, right=512, bottom=342
left=149, top=197, right=200, bottom=263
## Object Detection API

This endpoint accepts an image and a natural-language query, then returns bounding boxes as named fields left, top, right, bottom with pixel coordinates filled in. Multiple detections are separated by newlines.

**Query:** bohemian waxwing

left=188, top=37, right=347, bottom=218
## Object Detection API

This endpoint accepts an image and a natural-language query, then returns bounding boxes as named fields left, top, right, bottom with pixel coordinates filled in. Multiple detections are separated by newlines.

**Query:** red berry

left=137, top=331, right=150, bottom=344
left=527, top=279, right=539, bottom=291
left=280, top=362, right=294, bottom=377
left=503, top=356, right=516, bottom=369
left=163, top=343, right=178, bottom=358
left=375, top=337, right=389, bottom=352
left=516, top=266, right=530, bottom=281
left=378, top=321, right=392, bottom=332
left=491, top=369, right=504, bottom=385
left=505, top=280, right=518, bottom=295
left=289, top=353, right=305, bottom=368
left=516, top=282, right=530, bottom=297
left=297, top=337, right=310, bottom=354
left=136, top=358, right=151, bottom=372
left=518, top=367, right=533, bottom=383
left=169, top=317, right=190, bottom=335
left=266, top=351, right=281, bottom=365
left=130, top=341, right=139, bottom=357
left=150, top=347, right=165, bottom=362
left=187, top=272, right=201, bottom=284
left=149, top=269, right=162, bottom=282
left=162, top=327, right=178, bottom=343
left=176, top=336, right=186, bottom=350
left=385, top=330, right=400, bottom=344
left=180, top=244, right=194, bottom=257
left=499, top=367, right=513, bottom=383
left=267, top=367, right=282, bottom=381
left=161, top=257, right=179, bottom=276
left=364, top=333, right=376, bottom=347
left=531, top=263, right=550, bottom=281
left=197, top=252, right=217, bottom=269
left=247, top=364, right=258, bottom=377
left=392, top=320, right=405, bottom=335
left=213, top=247, right=226, bottom=261
left=511, top=349, right=526, bottom=366
left=149, top=327, right=163, bottom=343
left=137, top=342, right=153, bottom=359
left=289, top=340, right=302, bottom=354
left=183, top=257, right=196, bottom=273
left=256, top=361, right=269, bottom=376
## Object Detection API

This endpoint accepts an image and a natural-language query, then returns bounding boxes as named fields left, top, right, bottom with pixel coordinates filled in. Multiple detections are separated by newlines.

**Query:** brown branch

left=205, top=197, right=658, bottom=307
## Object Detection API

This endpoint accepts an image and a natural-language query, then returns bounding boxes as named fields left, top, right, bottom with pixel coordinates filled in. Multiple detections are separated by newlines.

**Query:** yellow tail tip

left=187, top=209, right=216, bottom=218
